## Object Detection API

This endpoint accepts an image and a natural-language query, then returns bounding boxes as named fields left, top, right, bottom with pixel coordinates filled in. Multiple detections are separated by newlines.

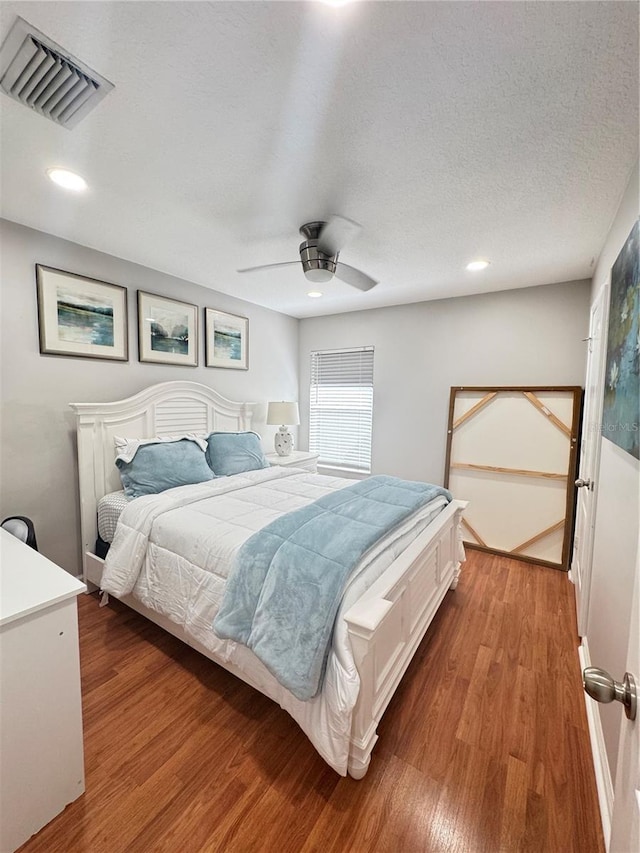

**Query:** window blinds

left=309, top=347, right=374, bottom=472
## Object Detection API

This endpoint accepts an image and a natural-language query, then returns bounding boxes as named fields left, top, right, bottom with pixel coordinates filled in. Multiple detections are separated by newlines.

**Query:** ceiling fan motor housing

left=299, top=221, right=338, bottom=282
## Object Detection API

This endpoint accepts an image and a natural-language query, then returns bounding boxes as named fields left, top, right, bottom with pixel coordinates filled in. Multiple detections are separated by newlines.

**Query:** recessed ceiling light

left=307, top=291, right=323, bottom=298
left=320, top=0, right=354, bottom=6
left=46, top=168, right=88, bottom=192
left=466, top=259, right=490, bottom=271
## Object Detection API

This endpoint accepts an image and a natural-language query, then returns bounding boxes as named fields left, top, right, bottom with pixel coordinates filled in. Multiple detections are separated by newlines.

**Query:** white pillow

left=114, top=433, right=208, bottom=464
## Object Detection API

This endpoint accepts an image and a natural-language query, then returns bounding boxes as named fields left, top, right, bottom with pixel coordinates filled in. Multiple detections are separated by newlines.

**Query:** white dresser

left=265, top=450, right=319, bottom=473
left=0, top=530, right=86, bottom=852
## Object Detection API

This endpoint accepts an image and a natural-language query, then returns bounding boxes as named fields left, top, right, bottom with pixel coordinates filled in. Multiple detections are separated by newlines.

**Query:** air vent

left=0, top=16, right=113, bottom=129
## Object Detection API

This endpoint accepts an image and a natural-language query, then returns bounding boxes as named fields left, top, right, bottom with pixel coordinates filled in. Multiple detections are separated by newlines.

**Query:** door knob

left=575, top=478, right=593, bottom=489
left=583, top=667, right=637, bottom=721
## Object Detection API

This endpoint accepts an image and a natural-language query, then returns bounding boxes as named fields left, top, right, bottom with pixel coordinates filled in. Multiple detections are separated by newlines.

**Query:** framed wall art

left=36, top=265, right=128, bottom=361
left=602, top=219, right=639, bottom=460
left=205, top=308, right=248, bottom=370
left=137, top=291, right=198, bottom=366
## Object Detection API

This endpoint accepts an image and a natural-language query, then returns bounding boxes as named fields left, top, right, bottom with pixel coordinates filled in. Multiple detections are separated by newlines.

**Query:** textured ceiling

left=0, top=1, right=637, bottom=318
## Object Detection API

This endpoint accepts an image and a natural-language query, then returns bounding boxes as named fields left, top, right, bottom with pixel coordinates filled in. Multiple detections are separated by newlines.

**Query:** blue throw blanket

left=213, top=475, right=451, bottom=701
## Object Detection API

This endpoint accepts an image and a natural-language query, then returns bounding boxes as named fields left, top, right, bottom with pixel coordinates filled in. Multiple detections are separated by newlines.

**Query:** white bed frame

left=70, top=381, right=466, bottom=779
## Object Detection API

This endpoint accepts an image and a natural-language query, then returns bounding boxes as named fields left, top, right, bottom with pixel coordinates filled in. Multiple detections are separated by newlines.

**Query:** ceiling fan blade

left=335, top=262, right=378, bottom=291
left=237, top=261, right=300, bottom=274
left=317, top=215, right=362, bottom=256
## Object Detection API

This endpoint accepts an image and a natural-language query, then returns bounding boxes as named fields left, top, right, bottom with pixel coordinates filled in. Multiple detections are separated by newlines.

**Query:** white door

left=609, top=545, right=639, bottom=852
left=572, top=282, right=609, bottom=636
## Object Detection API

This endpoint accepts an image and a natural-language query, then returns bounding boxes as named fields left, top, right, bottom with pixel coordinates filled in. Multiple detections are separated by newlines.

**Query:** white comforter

left=102, top=466, right=448, bottom=774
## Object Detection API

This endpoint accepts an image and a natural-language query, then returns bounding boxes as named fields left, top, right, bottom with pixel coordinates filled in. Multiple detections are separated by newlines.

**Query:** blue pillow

left=116, top=439, right=214, bottom=499
left=206, top=431, right=269, bottom=476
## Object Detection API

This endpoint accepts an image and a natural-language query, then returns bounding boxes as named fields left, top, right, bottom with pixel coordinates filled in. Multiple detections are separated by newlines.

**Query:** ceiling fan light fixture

left=304, top=266, right=333, bottom=283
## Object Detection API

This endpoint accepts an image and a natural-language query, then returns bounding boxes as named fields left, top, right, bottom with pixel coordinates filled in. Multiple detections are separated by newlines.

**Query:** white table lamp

left=266, top=401, right=300, bottom=457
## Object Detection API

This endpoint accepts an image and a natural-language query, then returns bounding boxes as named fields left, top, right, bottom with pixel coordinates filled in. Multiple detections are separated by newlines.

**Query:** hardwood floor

left=18, top=551, right=604, bottom=853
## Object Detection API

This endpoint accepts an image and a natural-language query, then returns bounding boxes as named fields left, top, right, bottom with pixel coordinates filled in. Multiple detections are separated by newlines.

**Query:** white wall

left=298, top=280, right=591, bottom=483
left=0, top=219, right=298, bottom=575
left=587, top=161, right=639, bottom=779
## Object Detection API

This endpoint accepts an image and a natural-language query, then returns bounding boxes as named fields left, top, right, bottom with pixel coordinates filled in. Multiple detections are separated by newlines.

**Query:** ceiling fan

left=237, top=216, right=378, bottom=291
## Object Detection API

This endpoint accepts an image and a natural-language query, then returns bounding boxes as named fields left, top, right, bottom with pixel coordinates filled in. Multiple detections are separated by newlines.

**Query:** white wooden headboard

left=70, top=381, right=254, bottom=563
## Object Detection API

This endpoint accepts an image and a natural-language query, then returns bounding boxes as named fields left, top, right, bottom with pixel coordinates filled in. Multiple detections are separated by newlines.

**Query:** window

left=309, top=346, right=374, bottom=473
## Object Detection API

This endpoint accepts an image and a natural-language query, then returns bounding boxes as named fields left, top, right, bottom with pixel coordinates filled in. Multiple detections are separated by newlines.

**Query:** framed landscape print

left=205, top=308, right=248, bottom=370
left=36, top=265, right=128, bottom=361
left=138, top=291, right=198, bottom=366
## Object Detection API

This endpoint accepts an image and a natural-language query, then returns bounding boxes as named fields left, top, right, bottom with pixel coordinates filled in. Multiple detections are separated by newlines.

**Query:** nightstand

left=266, top=450, right=319, bottom=473
left=0, top=530, right=86, bottom=852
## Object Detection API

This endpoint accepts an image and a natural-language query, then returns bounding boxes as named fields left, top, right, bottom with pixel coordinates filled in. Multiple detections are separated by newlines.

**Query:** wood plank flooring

left=18, top=551, right=604, bottom=852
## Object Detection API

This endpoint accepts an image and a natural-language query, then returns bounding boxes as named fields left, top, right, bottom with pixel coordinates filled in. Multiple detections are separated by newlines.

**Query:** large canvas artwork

left=602, top=220, right=639, bottom=459
left=36, top=265, right=128, bottom=361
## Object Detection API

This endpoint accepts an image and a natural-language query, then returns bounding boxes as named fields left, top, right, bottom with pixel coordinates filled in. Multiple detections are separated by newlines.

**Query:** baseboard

left=579, top=637, right=613, bottom=850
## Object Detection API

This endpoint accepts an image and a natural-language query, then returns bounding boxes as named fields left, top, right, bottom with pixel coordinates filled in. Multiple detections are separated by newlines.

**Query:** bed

left=71, top=380, right=467, bottom=778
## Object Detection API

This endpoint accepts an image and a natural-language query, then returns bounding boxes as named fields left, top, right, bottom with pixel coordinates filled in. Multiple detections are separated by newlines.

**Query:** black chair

left=1, top=516, right=38, bottom=550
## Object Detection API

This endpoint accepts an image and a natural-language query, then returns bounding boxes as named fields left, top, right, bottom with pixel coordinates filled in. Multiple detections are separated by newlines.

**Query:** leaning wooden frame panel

left=71, top=380, right=467, bottom=778
left=444, top=386, right=582, bottom=570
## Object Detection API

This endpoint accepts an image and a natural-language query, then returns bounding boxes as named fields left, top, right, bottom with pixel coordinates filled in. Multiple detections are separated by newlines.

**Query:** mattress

left=101, top=466, right=450, bottom=774
left=97, top=490, right=130, bottom=543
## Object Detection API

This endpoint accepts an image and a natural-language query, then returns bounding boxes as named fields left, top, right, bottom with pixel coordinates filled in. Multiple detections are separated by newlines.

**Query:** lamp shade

left=266, top=401, right=300, bottom=426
